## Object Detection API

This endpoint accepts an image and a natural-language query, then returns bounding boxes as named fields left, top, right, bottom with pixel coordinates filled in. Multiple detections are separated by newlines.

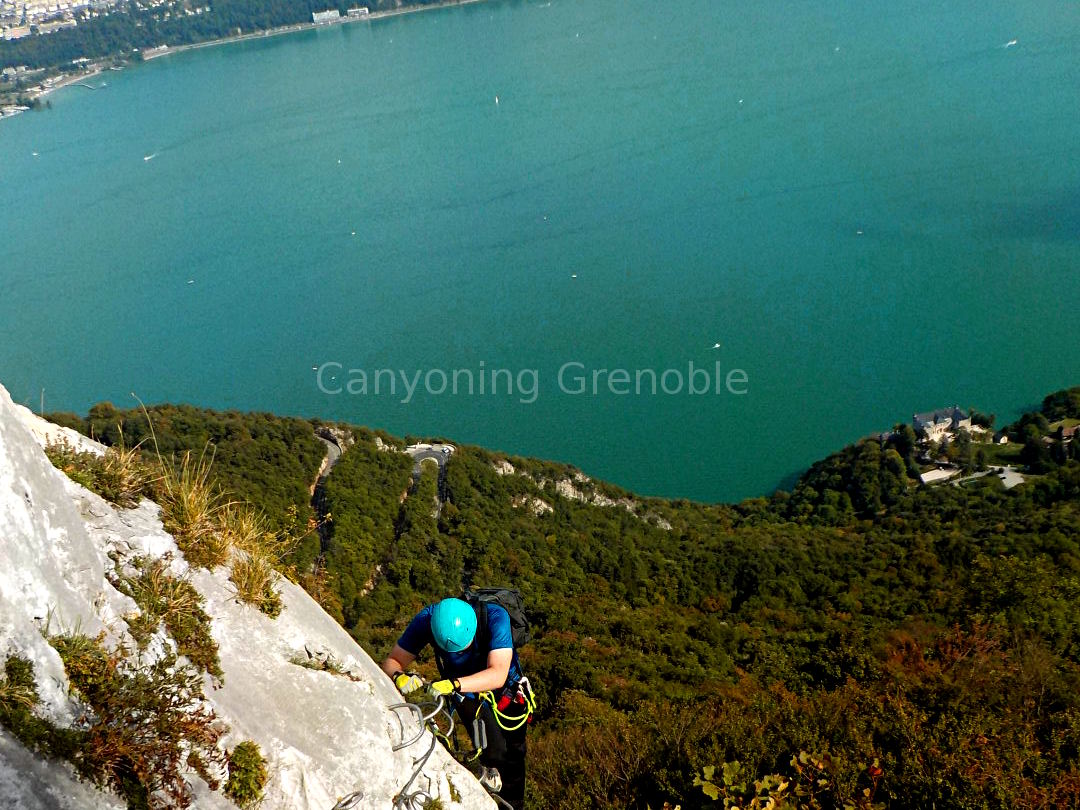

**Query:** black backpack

left=465, top=587, right=531, bottom=650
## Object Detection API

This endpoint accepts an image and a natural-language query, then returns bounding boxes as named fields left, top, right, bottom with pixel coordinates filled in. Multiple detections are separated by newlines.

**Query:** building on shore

left=312, top=9, right=340, bottom=24
left=920, top=467, right=961, bottom=485
left=912, top=406, right=970, bottom=443
left=347, top=6, right=369, bottom=17
left=34, top=17, right=77, bottom=33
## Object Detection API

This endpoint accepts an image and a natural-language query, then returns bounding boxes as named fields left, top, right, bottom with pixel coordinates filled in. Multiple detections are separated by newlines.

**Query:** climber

left=381, top=596, right=530, bottom=810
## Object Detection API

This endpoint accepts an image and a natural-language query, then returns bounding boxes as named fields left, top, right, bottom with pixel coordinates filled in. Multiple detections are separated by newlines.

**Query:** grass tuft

left=0, top=654, right=85, bottom=767
left=45, top=433, right=155, bottom=508
left=156, top=447, right=231, bottom=569
left=130, top=402, right=291, bottom=619
left=220, top=504, right=294, bottom=618
left=228, top=551, right=282, bottom=619
left=0, top=655, right=37, bottom=712
left=115, top=556, right=223, bottom=679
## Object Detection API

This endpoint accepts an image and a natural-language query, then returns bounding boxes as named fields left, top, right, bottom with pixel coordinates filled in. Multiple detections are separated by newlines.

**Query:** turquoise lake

left=2, top=0, right=1079, bottom=502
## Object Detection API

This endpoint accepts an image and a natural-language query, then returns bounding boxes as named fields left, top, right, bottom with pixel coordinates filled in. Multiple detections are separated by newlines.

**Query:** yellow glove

left=427, top=678, right=460, bottom=698
left=394, top=672, right=424, bottom=695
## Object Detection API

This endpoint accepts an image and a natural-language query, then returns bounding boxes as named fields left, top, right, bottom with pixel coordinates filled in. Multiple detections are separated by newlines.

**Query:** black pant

left=456, top=696, right=528, bottom=810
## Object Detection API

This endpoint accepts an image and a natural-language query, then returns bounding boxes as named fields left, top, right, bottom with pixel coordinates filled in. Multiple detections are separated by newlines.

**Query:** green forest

left=53, top=385, right=1080, bottom=809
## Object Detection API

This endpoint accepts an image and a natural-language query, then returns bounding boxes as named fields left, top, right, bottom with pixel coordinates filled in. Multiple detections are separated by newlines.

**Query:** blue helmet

left=431, top=598, right=476, bottom=652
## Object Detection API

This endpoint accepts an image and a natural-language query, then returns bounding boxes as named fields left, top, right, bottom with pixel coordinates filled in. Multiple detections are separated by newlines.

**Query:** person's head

left=431, top=597, right=476, bottom=652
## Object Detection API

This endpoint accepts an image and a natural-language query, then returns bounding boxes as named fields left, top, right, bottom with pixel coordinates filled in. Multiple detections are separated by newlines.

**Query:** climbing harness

left=331, top=678, right=535, bottom=810
left=479, top=677, right=537, bottom=733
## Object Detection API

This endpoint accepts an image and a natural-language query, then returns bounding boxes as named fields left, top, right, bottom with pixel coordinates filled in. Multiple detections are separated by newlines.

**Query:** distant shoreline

left=139, top=0, right=489, bottom=63
left=3, top=0, right=490, bottom=120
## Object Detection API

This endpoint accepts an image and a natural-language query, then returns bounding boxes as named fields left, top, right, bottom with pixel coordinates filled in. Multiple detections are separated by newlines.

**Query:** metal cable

left=332, top=692, right=463, bottom=810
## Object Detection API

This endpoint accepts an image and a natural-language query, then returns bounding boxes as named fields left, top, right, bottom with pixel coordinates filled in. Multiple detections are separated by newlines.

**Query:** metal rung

left=388, top=695, right=448, bottom=750
left=388, top=701, right=427, bottom=751
left=332, top=790, right=365, bottom=810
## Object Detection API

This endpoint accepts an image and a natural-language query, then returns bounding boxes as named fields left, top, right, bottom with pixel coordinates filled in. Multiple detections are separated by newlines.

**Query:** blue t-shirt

left=397, top=602, right=522, bottom=689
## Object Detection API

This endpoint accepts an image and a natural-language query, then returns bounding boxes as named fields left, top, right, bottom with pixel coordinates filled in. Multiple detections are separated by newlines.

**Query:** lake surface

left=2, top=0, right=1079, bottom=502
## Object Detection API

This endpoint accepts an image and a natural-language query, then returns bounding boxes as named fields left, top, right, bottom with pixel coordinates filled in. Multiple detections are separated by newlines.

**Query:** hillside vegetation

left=55, top=386, right=1080, bottom=809
left=47, top=402, right=326, bottom=569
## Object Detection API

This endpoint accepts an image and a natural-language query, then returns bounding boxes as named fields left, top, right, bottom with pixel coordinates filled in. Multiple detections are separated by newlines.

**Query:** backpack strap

left=433, top=646, right=447, bottom=678
left=470, top=596, right=491, bottom=653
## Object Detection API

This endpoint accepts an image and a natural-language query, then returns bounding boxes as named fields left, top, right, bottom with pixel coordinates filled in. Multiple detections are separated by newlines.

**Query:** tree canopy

left=55, top=385, right=1080, bottom=809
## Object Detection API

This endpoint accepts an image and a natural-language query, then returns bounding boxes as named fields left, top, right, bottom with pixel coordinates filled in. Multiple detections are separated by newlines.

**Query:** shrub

left=0, top=654, right=85, bottom=765
left=45, top=439, right=98, bottom=490
left=224, top=740, right=268, bottom=808
left=50, top=631, right=225, bottom=809
left=694, top=753, right=885, bottom=810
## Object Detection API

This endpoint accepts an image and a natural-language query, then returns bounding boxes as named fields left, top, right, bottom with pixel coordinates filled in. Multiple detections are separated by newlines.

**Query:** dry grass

left=155, top=462, right=289, bottom=617
left=219, top=504, right=270, bottom=555
left=100, top=437, right=157, bottom=507
left=220, top=504, right=296, bottom=618
left=0, top=673, right=36, bottom=713
left=45, top=434, right=155, bottom=508
left=155, top=447, right=231, bottom=569
left=222, top=503, right=300, bottom=561
left=228, top=551, right=282, bottom=619
left=132, top=400, right=289, bottom=618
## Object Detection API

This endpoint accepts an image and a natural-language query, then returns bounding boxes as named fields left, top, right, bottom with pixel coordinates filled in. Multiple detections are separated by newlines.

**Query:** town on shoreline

left=1, top=0, right=487, bottom=118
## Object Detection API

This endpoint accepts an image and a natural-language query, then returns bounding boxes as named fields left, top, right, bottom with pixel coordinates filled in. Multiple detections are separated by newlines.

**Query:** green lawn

left=978, top=440, right=1023, bottom=467
left=1049, top=418, right=1080, bottom=430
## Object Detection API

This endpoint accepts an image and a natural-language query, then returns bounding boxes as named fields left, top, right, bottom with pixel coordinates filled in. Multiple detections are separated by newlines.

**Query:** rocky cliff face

left=0, top=383, right=493, bottom=810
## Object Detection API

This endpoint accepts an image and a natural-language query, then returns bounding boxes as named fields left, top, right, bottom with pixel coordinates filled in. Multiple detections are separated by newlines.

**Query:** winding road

left=312, top=429, right=344, bottom=551
left=404, top=443, right=455, bottom=514
left=309, top=436, right=455, bottom=542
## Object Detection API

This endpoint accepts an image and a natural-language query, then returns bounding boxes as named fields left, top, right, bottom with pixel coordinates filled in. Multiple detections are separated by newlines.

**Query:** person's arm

left=381, top=644, right=417, bottom=678
left=455, top=647, right=512, bottom=694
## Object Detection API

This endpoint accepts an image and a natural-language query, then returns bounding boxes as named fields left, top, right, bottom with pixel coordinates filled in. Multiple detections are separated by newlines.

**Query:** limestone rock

left=0, top=383, right=494, bottom=810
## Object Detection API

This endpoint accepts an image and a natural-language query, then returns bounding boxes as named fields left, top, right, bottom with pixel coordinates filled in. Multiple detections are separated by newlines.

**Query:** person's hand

left=427, top=678, right=460, bottom=698
left=394, top=672, right=424, bottom=695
